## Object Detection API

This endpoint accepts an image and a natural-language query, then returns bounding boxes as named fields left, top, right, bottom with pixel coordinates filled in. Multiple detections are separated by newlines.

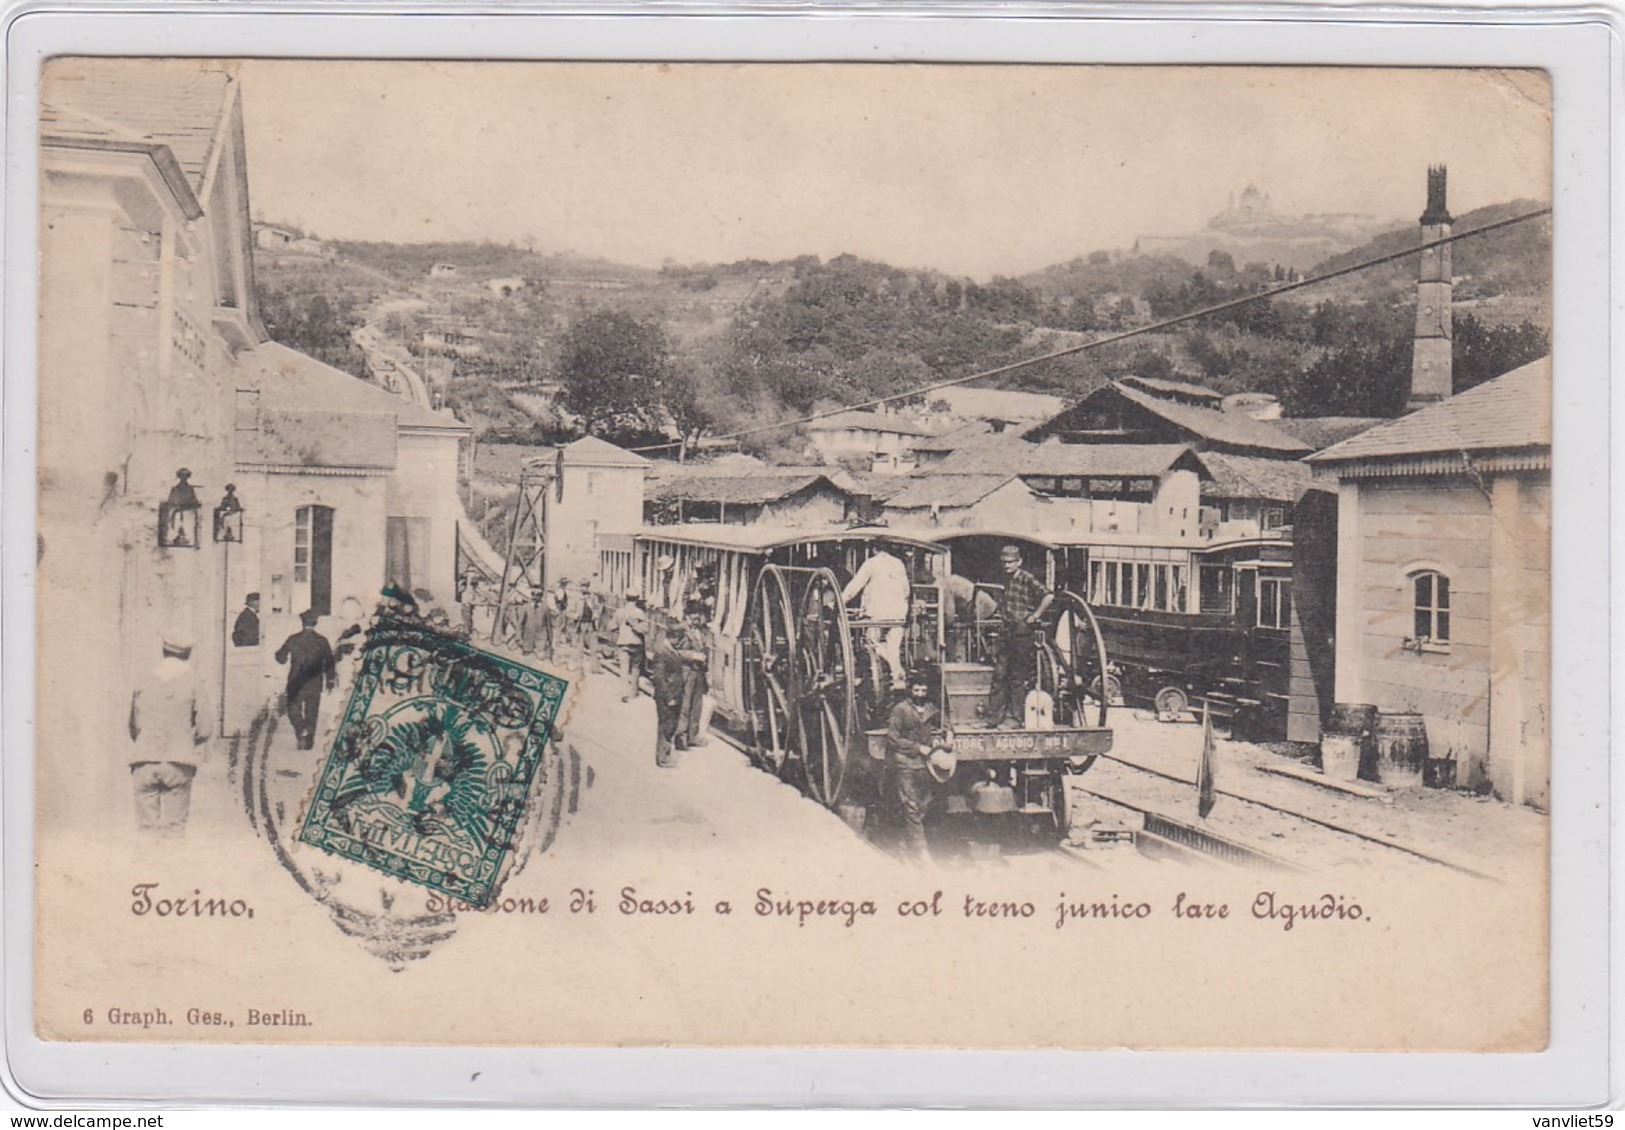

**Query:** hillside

left=251, top=198, right=1551, bottom=452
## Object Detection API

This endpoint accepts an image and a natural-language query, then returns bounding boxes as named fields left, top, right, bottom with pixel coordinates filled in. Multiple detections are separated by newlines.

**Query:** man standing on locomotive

left=841, top=547, right=911, bottom=695
left=987, top=544, right=1054, bottom=729
left=885, top=671, right=951, bottom=861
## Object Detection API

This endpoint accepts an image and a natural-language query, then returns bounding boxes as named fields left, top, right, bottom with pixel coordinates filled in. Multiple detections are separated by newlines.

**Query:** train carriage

left=603, top=524, right=1114, bottom=841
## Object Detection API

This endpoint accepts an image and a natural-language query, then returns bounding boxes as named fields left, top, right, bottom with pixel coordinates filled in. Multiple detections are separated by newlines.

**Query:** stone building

left=37, top=59, right=471, bottom=826
left=1308, top=358, right=1550, bottom=807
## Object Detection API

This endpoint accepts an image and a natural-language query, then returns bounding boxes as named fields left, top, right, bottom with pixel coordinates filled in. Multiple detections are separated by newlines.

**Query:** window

left=294, top=506, right=334, bottom=616
left=1412, top=570, right=1450, bottom=646
left=1261, top=506, right=1287, bottom=531
left=1199, top=564, right=1234, bottom=614
left=1257, top=576, right=1292, bottom=629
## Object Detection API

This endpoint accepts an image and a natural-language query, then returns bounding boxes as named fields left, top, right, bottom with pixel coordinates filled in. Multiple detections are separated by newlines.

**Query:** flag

left=1196, top=701, right=1217, bottom=818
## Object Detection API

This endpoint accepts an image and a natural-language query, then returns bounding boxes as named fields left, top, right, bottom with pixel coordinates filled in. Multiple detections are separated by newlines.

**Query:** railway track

left=592, top=656, right=1483, bottom=876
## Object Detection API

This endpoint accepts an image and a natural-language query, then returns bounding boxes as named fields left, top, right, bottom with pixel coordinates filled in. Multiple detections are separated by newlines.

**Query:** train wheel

left=1048, top=772, right=1075, bottom=842
left=1154, top=685, right=1189, bottom=717
left=1033, top=640, right=1083, bottom=727
left=744, top=566, right=797, bottom=776
left=793, top=568, right=859, bottom=809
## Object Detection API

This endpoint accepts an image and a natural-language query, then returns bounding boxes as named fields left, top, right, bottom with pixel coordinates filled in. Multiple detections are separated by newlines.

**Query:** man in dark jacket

left=275, top=609, right=337, bottom=751
left=231, top=593, right=260, bottom=648
left=646, top=616, right=689, bottom=768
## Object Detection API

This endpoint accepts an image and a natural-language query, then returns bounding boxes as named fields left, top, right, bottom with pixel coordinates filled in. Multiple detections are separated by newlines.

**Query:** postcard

left=33, top=59, right=1551, bottom=1050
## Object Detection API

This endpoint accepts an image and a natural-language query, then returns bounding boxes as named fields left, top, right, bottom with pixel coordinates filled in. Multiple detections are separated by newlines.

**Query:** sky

left=239, top=62, right=1551, bottom=280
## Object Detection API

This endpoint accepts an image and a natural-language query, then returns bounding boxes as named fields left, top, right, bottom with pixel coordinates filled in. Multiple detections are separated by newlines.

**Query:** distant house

left=286, top=237, right=329, bottom=258
left=1026, top=380, right=1313, bottom=458
left=645, top=465, right=859, bottom=528
left=880, top=473, right=1046, bottom=531
left=1195, top=452, right=1318, bottom=541
left=804, top=409, right=935, bottom=471
left=485, top=276, right=526, bottom=298
left=1307, top=357, right=1550, bottom=807
left=429, top=262, right=458, bottom=279
left=255, top=224, right=297, bottom=250
left=890, top=437, right=1210, bottom=541
left=911, top=420, right=994, bottom=466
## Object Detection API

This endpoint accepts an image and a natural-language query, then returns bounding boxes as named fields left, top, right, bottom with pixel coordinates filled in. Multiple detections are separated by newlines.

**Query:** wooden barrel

left=1326, top=703, right=1380, bottom=781
left=1375, top=712, right=1429, bottom=788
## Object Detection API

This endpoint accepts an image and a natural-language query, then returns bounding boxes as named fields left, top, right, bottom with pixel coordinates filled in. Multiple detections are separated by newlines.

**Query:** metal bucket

left=1375, top=712, right=1428, bottom=788
left=1319, top=733, right=1362, bottom=782
left=1326, top=702, right=1379, bottom=780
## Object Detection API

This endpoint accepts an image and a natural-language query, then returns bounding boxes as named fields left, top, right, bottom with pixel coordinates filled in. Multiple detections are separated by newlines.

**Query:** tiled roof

left=648, top=471, right=848, bottom=506
left=562, top=435, right=650, bottom=467
left=1270, top=416, right=1385, bottom=450
left=1122, top=375, right=1225, bottom=403
left=1022, top=442, right=1202, bottom=479
left=932, top=433, right=1043, bottom=474
left=912, top=420, right=993, bottom=453
left=1107, top=383, right=1312, bottom=455
left=1198, top=452, right=1317, bottom=502
left=1308, top=357, right=1551, bottom=464
left=934, top=434, right=1199, bottom=478
left=41, top=59, right=236, bottom=196
left=805, top=410, right=936, bottom=437
left=884, top=474, right=1022, bottom=511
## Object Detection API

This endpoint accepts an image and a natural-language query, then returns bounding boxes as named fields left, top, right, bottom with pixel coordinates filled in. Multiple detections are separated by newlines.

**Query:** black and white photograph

left=29, top=58, right=1555, bottom=1053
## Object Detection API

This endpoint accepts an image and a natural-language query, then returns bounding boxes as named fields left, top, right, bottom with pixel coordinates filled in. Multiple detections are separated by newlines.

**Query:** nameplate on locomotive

left=951, top=729, right=1112, bottom=759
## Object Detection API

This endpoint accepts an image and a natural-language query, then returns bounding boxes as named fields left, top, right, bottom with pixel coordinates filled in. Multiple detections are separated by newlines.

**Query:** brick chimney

left=1407, top=166, right=1454, bottom=412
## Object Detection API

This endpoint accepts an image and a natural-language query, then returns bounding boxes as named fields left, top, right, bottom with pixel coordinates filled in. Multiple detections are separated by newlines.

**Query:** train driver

left=841, top=548, right=910, bottom=694
left=987, top=544, right=1054, bottom=730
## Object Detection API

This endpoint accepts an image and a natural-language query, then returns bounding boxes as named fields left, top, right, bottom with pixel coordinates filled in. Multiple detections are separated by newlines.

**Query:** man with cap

left=127, top=629, right=212, bottom=832
left=646, top=614, right=689, bottom=768
left=274, top=610, right=337, bottom=751
left=884, top=670, right=951, bottom=861
left=987, top=545, right=1054, bottom=729
left=231, top=593, right=261, bottom=648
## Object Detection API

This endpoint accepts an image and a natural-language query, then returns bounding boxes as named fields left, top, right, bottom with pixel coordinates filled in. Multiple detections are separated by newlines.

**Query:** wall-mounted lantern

left=213, top=483, right=245, bottom=544
left=157, top=468, right=201, bottom=549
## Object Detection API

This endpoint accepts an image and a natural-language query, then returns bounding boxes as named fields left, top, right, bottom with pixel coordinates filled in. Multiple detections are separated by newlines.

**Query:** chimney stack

left=1407, top=165, right=1454, bottom=412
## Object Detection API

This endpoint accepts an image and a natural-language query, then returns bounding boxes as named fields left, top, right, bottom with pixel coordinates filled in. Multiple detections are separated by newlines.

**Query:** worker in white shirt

left=842, top=549, right=911, bottom=693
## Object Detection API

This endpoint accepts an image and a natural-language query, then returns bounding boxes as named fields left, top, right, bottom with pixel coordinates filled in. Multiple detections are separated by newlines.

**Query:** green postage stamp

left=298, top=603, right=569, bottom=906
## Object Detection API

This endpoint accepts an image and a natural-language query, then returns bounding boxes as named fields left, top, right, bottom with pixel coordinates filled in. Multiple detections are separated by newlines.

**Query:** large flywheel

left=792, top=567, right=860, bottom=809
left=1054, top=590, right=1113, bottom=729
left=743, top=565, right=798, bottom=776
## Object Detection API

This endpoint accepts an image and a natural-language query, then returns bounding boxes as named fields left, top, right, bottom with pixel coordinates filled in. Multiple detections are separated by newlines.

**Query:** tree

left=555, top=310, right=670, bottom=438
left=1452, top=315, right=1549, bottom=393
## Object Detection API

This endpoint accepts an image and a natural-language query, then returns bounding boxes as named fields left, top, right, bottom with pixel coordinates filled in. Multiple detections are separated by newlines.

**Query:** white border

left=1, top=5, right=1614, bottom=1110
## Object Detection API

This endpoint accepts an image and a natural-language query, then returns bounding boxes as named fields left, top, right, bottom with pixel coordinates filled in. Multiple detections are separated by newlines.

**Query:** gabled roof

left=932, top=434, right=1203, bottom=479
left=1270, top=416, right=1385, bottom=450
left=932, top=433, right=1042, bottom=474
left=1198, top=452, right=1317, bottom=502
left=1308, top=357, right=1551, bottom=465
left=805, top=410, right=936, bottom=437
left=1121, top=375, right=1225, bottom=404
left=648, top=471, right=850, bottom=507
left=1027, top=381, right=1312, bottom=456
left=884, top=474, right=1024, bottom=511
left=42, top=59, right=236, bottom=199
left=562, top=435, right=651, bottom=467
left=1021, top=442, right=1205, bottom=479
left=912, top=420, right=993, bottom=454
